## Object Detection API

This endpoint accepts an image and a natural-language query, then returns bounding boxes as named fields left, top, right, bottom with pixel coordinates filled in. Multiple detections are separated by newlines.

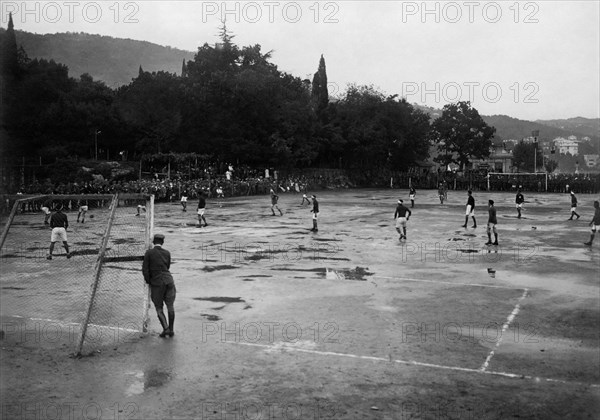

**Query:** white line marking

left=480, top=288, right=529, bottom=372
left=374, top=275, right=525, bottom=290
left=6, top=316, right=141, bottom=333
left=231, top=341, right=599, bottom=388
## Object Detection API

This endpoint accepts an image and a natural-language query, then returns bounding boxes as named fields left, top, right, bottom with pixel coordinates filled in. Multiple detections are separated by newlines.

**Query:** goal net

left=487, top=172, right=548, bottom=192
left=0, top=193, right=154, bottom=356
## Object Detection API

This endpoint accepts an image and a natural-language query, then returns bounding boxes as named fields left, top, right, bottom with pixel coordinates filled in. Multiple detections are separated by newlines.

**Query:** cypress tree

left=311, top=54, right=328, bottom=112
left=1, top=12, right=19, bottom=77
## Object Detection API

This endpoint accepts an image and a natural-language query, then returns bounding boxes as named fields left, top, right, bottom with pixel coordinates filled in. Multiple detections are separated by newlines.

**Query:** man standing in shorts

left=197, top=191, right=208, bottom=227
left=394, top=199, right=412, bottom=240
left=485, top=200, right=498, bottom=245
left=270, top=189, right=283, bottom=216
left=142, top=233, right=176, bottom=337
left=438, top=183, right=445, bottom=205
left=180, top=190, right=188, bottom=212
left=515, top=188, right=524, bottom=219
left=461, top=190, right=477, bottom=228
left=41, top=198, right=52, bottom=225
left=77, top=199, right=89, bottom=223
left=568, top=190, right=580, bottom=220
left=301, top=193, right=311, bottom=205
left=47, top=204, right=71, bottom=260
left=409, top=186, right=416, bottom=208
left=310, top=194, right=319, bottom=232
left=584, top=201, right=600, bottom=246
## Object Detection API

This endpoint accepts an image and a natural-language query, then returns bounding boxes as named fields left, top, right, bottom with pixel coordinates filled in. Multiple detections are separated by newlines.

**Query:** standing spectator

left=142, top=233, right=176, bottom=338
left=409, top=186, right=416, bottom=208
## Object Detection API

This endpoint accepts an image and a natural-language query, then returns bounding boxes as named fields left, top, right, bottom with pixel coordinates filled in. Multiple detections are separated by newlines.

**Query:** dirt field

left=1, top=189, right=599, bottom=420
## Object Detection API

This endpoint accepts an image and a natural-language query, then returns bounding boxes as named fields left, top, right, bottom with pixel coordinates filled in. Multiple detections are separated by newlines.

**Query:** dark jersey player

left=394, top=199, right=412, bottom=240
left=197, top=191, right=208, bottom=227
left=462, top=190, right=477, bottom=228
left=310, top=195, right=319, bottom=232
left=486, top=200, right=498, bottom=246
left=515, top=189, right=524, bottom=219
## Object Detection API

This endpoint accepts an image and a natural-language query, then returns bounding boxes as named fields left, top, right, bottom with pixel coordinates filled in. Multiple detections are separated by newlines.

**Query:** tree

left=0, top=13, right=19, bottom=78
left=311, top=55, right=328, bottom=113
left=512, top=140, right=544, bottom=172
left=544, top=157, right=559, bottom=173
left=429, top=101, right=496, bottom=171
left=321, top=85, right=430, bottom=170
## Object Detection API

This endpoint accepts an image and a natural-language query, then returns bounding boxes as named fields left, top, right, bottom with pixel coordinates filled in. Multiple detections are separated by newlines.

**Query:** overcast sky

left=2, top=1, right=599, bottom=121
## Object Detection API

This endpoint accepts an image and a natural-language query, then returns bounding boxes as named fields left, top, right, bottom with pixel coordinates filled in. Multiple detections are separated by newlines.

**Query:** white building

left=584, top=154, right=599, bottom=168
left=554, top=137, right=578, bottom=155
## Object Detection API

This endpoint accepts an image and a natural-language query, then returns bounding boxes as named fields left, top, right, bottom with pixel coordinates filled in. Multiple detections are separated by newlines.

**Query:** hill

left=535, top=117, right=599, bottom=139
left=412, top=104, right=598, bottom=143
left=8, top=30, right=195, bottom=87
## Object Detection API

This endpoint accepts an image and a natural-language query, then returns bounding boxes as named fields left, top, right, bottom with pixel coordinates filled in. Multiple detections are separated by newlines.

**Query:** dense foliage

left=2, top=17, right=496, bottom=177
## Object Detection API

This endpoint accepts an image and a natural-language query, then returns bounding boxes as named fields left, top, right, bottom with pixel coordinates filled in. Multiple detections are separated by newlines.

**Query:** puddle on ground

left=145, top=369, right=172, bottom=389
left=103, top=256, right=144, bottom=263
left=125, top=368, right=172, bottom=396
left=200, top=265, right=238, bottom=272
left=193, top=297, right=245, bottom=303
left=323, top=266, right=374, bottom=281
left=112, top=238, right=137, bottom=245
left=200, top=314, right=221, bottom=321
left=2, top=286, right=26, bottom=290
left=71, top=249, right=100, bottom=256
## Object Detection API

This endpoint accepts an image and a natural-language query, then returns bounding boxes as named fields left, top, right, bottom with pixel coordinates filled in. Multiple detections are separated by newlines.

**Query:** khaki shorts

left=466, top=205, right=475, bottom=216
left=197, top=208, right=205, bottom=216
left=51, top=227, right=67, bottom=242
left=395, top=217, right=407, bottom=228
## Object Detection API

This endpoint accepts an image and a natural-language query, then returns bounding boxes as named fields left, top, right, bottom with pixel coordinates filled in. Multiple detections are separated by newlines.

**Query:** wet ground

left=1, top=188, right=599, bottom=419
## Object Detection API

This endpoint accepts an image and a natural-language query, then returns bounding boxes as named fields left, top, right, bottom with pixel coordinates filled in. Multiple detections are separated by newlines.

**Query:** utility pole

left=94, top=130, right=101, bottom=160
left=532, top=130, right=539, bottom=173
